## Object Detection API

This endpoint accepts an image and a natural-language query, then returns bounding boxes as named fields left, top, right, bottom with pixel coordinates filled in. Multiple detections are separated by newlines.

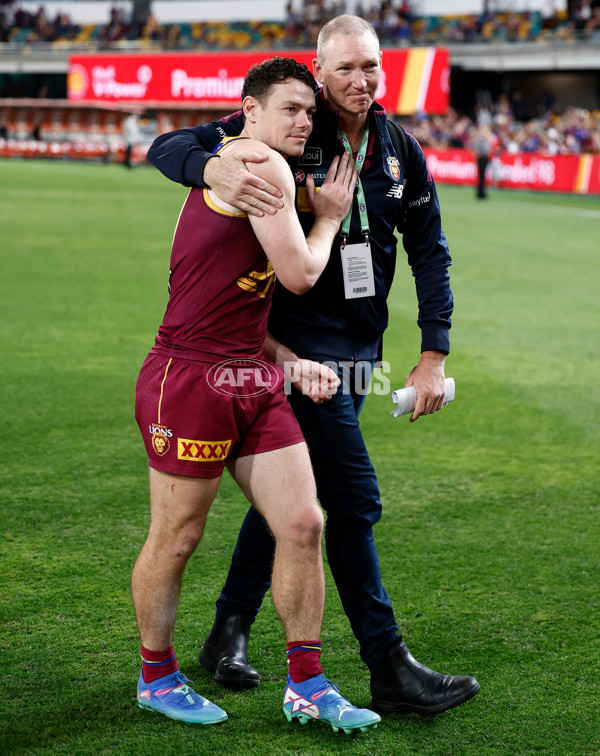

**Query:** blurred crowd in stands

left=2, top=0, right=600, bottom=48
left=398, top=99, right=600, bottom=155
left=287, top=0, right=600, bottom=45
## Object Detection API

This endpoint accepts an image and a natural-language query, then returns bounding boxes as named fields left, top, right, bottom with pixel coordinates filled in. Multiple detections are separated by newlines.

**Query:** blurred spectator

left=122, top=111, right=142, bottom=167
left=473, top=124, right=493, bottom=199
left=542, top=126, right=561, bottom=155
left=569, top=0, right=593, bottom=30
left=30, top=115, right=42, bottom=140
left=510, top=90, right=534, bottom=122
left=583, top=3, right=600, bottom=36
left=98, top=4, right=130, bottom=46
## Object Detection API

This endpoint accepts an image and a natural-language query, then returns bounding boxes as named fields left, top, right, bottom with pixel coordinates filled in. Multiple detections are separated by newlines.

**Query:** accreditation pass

left=340, top=242, right=376, bottom=299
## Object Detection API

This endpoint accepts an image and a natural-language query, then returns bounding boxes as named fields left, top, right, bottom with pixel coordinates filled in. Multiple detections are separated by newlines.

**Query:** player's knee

left=287, top=505, right=323, bottom=549
left=171, top=529, right=203, bottom=561
left=148, top=520, right=205, bottom=562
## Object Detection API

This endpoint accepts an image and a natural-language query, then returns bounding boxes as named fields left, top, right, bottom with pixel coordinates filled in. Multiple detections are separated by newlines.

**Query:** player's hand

left=203, top=152, right=284, bottom=217
left=287, top=359, right=341, bottom=404
left=306, top=153, right=358, bottom=224
left=404, top=351, right=447, bottom=422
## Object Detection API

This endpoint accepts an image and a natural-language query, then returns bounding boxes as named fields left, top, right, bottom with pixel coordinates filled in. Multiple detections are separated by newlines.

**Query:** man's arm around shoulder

left=147, top=117, right=283, bottom=216
left=148, top=121, right=236, bottom=187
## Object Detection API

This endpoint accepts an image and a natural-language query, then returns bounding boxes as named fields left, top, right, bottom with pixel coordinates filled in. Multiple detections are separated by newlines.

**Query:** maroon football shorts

left=135, top=353, right=305, bottom=478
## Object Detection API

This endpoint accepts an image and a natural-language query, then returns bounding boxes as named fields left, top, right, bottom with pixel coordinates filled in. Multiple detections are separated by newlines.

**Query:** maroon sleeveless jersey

left=151, top=186, right=276, bottom=362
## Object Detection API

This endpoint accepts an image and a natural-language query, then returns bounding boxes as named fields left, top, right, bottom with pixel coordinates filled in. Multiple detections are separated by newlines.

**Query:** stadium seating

left=0, top=3, right=586, bottom=50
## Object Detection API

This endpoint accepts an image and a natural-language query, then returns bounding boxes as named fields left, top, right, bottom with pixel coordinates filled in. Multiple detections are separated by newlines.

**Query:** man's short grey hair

left=316, top=14, right=380, bottom=62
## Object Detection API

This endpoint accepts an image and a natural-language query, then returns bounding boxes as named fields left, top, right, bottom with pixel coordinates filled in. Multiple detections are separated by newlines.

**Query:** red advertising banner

left=67, top=48, right=450, bottom=115
left=422, top=148, right=600, bottom=195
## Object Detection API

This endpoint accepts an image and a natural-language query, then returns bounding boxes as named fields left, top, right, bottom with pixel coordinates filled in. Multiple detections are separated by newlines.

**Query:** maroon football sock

left=140, top=644, right=179, bottom=683
left=286, top=640, right=323, bottom=683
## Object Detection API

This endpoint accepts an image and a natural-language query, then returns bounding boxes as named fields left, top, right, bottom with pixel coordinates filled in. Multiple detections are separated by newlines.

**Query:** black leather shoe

left=198, top=614, right=260, bottom=689
left=370, top=639, right=479, bottom=715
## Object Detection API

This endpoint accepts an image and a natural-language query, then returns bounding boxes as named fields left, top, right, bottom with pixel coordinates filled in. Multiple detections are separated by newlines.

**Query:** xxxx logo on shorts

left=177, top=439, right=232, bottom=462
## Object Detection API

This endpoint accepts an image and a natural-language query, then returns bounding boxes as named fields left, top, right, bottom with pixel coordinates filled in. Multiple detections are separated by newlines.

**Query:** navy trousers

left=215, top=358, right=399, bottom=671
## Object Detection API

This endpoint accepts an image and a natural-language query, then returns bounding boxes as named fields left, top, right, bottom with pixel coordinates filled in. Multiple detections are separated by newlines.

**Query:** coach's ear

left=242, top=95, right=260, bottom=125
left=313, top=57, right=323, bottom=86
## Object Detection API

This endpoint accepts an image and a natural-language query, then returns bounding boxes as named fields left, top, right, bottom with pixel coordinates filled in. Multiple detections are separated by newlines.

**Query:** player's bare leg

left=227, top=444, right=380, bottom=733
left=227, top=443, right=324, bottom=641
left=132, top=468, right=227, bottom=725
left=132, top=469, right=220, bottom=649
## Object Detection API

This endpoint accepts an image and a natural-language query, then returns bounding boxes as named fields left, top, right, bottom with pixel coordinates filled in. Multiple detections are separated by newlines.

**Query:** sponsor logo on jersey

left=387, top=155, right=401, bottom=181
left=299, top=147, right=322, bottom=166
left=150, top=424, right=173, bottom=456
left=386, top=183, right=404, bottom=199
left=177, top=439, right=232, bottom=461
left=408, top=191, right=431, bottom=208
left=237, top=261, right=276, bottom=299
left=296, top=187, right=310, bottom=213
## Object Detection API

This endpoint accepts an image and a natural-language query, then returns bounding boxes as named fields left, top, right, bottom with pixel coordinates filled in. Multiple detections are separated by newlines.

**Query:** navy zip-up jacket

left=148, top=93, right=453, bottom=360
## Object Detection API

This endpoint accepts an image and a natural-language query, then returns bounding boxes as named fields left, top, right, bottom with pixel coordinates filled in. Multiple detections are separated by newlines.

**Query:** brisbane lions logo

left=149, top=424, right=172, bottom=456
left=387, top=155, right=401, bottom=181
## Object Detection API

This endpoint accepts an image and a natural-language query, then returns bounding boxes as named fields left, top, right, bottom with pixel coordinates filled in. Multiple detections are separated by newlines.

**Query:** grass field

left=1, top=159, right=599, bottom=756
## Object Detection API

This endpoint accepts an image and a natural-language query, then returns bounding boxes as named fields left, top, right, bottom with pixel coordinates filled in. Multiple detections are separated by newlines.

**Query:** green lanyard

left=337, top=124, right=370, bottom=246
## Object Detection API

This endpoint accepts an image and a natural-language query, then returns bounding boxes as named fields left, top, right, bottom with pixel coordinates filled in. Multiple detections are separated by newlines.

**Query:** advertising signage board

left=68, top=48, right=450, bottom=115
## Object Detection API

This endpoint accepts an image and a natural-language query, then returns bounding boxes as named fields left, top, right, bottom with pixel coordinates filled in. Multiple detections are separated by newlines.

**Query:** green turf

left=1, top=161, right=599, bottom=755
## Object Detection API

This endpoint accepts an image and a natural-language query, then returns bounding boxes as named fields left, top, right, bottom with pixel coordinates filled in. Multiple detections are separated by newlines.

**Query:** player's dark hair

left=241, top=57, right=317, bottom=105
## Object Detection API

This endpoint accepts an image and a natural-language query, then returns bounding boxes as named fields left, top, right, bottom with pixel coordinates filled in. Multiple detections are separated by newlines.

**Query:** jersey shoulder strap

left=385, top=119, right=410, bottom=177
